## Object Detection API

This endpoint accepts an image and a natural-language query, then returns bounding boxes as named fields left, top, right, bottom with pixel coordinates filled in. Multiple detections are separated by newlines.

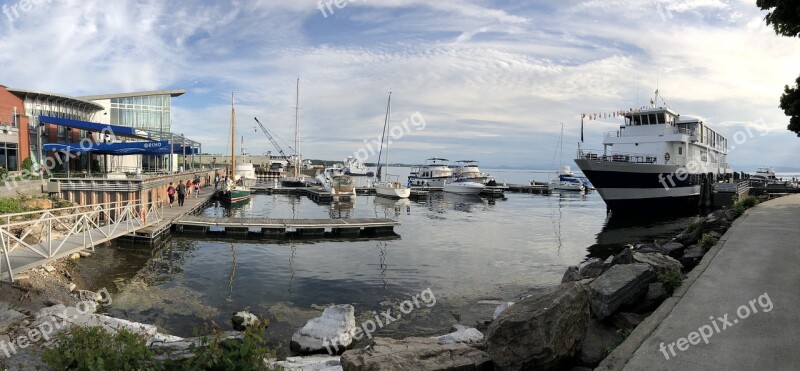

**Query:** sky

left=1, top=0, right=799, bottom=170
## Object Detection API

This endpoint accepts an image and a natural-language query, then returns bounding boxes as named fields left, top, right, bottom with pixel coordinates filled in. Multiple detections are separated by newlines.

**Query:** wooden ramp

left=173, top=215, right=400, bottom=238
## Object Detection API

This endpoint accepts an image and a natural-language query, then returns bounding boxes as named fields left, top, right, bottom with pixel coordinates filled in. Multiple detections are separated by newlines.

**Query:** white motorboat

left=343, top=155, right=374, bottom=176
left=443, top=178, right=485, bottom=194
left=574, top=91, right=732, bottom=211
left=234, top=162, right=258, bottom=188
left=548, top=166, right=586, bottom=192
left=451, top=160, right=493, bottom=184
left=374, top=92, right=411, bottom=199
left=323, top=174, right=356, bottom=202
left=751, top=167, right=777, bottom=182
left=409, top=158, right=453, bottom=187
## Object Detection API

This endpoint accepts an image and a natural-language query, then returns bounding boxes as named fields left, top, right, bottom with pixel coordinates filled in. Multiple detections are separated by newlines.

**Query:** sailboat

left=221, top=93, right=251, bottom=203
left=281, top=78, right=311, bottom=187
left=548, top=123, right=585, bottom=193
left=374, top=92, right=411, bottom=199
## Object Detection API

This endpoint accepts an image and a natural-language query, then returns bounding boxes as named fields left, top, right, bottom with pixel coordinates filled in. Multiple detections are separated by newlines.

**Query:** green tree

left=757, top=0, right=800, bottom=136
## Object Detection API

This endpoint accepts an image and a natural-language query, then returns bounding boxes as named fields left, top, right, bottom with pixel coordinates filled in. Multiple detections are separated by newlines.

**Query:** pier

left=505, top=183, right=552, bottom=194
left=173, top=215, right=399, bottom=238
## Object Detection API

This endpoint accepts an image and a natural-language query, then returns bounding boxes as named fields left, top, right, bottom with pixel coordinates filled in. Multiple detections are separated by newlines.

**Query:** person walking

left=214, top=172, right=220, bottom=189
left=186, top=179, right=193, bottom=197
left=167, top=182, right=175, bottom=208
left=193, top=175, right=201, bottom=198
left=177, top=180, right=186, bottom=207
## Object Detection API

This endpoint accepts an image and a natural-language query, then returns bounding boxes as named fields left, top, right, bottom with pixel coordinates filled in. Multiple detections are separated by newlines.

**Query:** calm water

left=76, top=168, right=696, bottom=356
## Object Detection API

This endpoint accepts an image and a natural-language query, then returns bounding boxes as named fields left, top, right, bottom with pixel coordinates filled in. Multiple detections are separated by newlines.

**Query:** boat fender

left=664, top=152, right=671, bottom=162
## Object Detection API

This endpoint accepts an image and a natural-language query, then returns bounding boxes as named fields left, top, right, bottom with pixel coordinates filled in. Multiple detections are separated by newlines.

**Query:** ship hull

left=574, top=159, right=703, bottom=212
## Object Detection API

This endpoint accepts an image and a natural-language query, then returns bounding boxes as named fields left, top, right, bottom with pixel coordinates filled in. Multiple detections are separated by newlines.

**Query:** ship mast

left=231, top=92, right=236, bottom=179
left=294, top=77, right=300, bottom=180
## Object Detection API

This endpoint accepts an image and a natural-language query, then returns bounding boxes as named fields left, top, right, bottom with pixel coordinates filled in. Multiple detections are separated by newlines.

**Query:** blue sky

left=1, top=0, right=799, bottom=169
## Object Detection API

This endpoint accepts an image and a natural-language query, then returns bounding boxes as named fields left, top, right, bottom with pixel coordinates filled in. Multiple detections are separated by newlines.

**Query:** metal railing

left=0, top=199, right=163, bottom=281
left=577, top=149, right=660, bottom=164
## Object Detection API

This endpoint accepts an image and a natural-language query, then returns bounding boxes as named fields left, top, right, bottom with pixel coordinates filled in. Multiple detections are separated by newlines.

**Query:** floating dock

left=173, top=215, right=400, bottom=239
left=506, top=184, right=552, bottom=194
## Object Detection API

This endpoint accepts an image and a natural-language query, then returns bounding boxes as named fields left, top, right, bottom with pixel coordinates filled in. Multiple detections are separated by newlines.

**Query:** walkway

left=621, top=195, right=800, bottom=370
left=127, top=190, right=213, bottom=241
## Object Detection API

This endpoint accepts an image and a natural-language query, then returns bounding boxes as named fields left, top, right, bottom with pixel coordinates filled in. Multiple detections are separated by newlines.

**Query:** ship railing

left=603, top=131, right=620, bottom=138
left=577, top=149, right=659, bottom=164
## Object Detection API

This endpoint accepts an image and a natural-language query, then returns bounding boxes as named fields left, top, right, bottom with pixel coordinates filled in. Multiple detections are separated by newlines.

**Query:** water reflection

left=329, top=202, right=354, bottom=219
left=374, top=197, right=411, bottom=218
left=588, top=211, right=696, bottom=258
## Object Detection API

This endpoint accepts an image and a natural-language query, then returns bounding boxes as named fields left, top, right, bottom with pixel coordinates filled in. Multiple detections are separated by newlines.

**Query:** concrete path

left=622, top=195, right=800, bottom=370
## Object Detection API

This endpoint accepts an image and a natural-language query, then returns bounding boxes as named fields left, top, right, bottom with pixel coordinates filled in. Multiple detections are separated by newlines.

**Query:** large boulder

left=702, top=215, right=730, bottom=233
left=0, top=303, right=25, bottom=333
left=587, top=264, right=655, bottom=320
left=659, top=241, right=685, bottom=257
left=632, top=252, right=682, bottom=275
left=561, top=266, right=581, bottom=283
left=21, top=198, right=53, bottom=210
left=681, top=245, right=705, bottom=269
left=611, top=248, right=633, bottom=265
left=493, top=302, right=514, bottom=320
left=340, top=337, right=492, bottom=371
left=434, top=324, right=484, bottom=345
left=578, top=320, right=621, bottom=366
left=579, top=258, right=604, bottom=279
left=291, top=304, right=356, bottom=354
left=485, top=281, right=590, bottom=370
left=271, top=355, right=342, bottom=371
left=610, top=312, right=645, bottom=330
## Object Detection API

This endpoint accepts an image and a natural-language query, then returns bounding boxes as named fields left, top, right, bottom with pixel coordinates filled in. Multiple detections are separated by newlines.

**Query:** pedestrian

left=214, top=172, right=220, bottom=189
left=186, top=179, right=193, bottom=196
left=194, top=175, right=201, bottom=197
left=167, top=182, right=175, bottom=208
left=177, top=180, right=186, bottom=206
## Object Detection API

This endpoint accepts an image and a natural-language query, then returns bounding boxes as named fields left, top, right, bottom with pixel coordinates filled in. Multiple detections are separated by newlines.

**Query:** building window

left=0, top=142, right=19, bottom=171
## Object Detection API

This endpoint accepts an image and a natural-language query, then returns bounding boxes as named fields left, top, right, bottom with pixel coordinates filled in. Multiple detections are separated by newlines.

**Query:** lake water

left=76, top=168, right=697, bottom=357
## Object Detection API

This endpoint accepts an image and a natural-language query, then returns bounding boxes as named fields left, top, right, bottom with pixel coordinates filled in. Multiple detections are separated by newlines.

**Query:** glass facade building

left=108, top=94, right=172, bottom=133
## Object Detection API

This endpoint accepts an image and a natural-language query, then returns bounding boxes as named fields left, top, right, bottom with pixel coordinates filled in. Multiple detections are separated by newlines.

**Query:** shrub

left=42, top=326, right=160, bottom=370
left=740, top=195, right=759, bottom=208
left=21, top=157, right=34, bottom=173
left=699, top=234, right=719, bottom=251
left=173, top=319, right=274, bottom=370
left=0, top=198, right=23, bottom=214
left=658, top=268, right=683, bottom=296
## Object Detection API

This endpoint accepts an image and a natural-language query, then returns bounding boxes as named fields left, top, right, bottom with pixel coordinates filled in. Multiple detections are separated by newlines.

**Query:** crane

left=253, top=117, right=291, bottom=160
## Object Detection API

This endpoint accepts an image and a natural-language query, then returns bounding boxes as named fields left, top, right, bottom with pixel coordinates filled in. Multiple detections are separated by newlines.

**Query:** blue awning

left=37, top=116, right=148, bottom=139
left=43, top=141, right=198, bottom=155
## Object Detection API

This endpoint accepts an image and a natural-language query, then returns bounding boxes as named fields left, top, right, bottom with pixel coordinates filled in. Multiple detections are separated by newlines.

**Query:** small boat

left=751, top=167, right=777, bottom=182
left=221, top=93, right=251, bottom=204
left=374, top=92, right=411, bottom=199
left=444, top=178, right=485, bottom=195
left=234, top=162, right=258, bottom=188
left=343, top=155, right=374, bottom=177
left=548, top=166, right=586, bottom=192
left=452, top=160, right=492, bottom=184
left=408, top=158, right=453, bottom=187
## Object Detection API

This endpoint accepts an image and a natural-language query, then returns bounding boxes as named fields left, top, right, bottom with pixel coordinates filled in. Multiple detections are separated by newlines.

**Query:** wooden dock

left=118, top=193, right=214, bottom=244
left=173, top=215, right=400, bottom=239
left=506, top=183, right=552, bottom=194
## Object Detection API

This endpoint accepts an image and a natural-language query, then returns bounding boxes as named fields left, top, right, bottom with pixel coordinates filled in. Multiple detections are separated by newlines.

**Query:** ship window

left=678, top=147, right=683, bottom=155
left=648, top=114, right=657, bottom=125
left=632, top=115, right=641, bottom=125
left=657, top=113, right=666, bottom=124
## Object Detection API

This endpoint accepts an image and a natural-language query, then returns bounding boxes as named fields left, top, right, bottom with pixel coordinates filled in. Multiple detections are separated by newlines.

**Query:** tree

left=757, top=0, right=800, bottom=37
left=757, top=0, right=800, bottom=136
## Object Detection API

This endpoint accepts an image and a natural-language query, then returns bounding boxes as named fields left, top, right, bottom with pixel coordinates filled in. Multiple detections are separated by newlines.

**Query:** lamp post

left=35, top=105, right=43, bottom=180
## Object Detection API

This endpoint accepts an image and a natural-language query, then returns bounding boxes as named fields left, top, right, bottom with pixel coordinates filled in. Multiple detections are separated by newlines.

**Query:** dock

left=118, top=192, right=214, bottom=244
left=173, top=215, right=400, bottom=238
left=506, top=183, right=552, bottom=194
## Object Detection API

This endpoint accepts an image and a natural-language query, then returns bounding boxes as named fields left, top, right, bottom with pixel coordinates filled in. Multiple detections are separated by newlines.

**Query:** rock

left=43, top=265, right=56, bottom=273
left=587, top=263, right=655, bottom=320
left=486, top=281, right=590, bottom=370
left=611, top=247, right=633, bottom=265
left=579, top=319, right=621, bottom=366
left=0, top=304, right=26, bottom=333
left=271, top=355, right=342, bottom=371
left=341, top=337, right=492, bottom=371
left=21, top=198, right=53, bottom=210
left=634, top=243, right=660, bottom=253
left=69, top=253, right=81, bottom=261
left=579, top=258, right=604, bottom=279
left=632, top=252, right=682, bottom=275
left=707, top=231, right=723, bottom=239
left=659, top=241, right=685, bottom=257
left=291, top=304, right=356, bottom=354
left=702, top=216, right=730, bottom=233
left=46, top=299, right=64, bottom=307
left=645, top=282, right=667, bottom=302
left=232, top=311, right=260, bottom=331
left=434, top=324, right=484, bottom=345
left=708, top=209, right=736, bottom=223
left=675, top=228, right=701, bottom=246
left=681, top=245, right=705, bottom=269
left=492, top=302, right=514, bottom=320
left=611, top=312, right=645, bottom=330
left=561, top=265, right=581, bottom=283
left=79, top=251, right=92, bottom=257
left=68, top=283, right=77, bottom=292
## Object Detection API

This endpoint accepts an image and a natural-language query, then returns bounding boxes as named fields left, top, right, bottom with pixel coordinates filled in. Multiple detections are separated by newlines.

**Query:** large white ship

left=574, top=98, right=731, bottom=211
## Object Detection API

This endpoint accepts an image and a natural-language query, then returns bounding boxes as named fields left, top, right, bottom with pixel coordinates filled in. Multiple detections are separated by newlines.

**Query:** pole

left=36, top=113, right=43, bottom=179
left=169, top=133, right=174, bottom=174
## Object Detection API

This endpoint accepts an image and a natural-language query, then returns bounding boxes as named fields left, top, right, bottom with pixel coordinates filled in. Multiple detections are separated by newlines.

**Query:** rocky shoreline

left=0, top=197, right=760, bottom=370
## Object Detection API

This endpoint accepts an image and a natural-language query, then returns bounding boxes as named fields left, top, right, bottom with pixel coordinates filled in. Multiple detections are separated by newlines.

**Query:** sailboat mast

left=294, top=77, right=300, bottom=179
left=231, top=92, right=236, bottom=178
left=384, top=92, right=391, bottom=179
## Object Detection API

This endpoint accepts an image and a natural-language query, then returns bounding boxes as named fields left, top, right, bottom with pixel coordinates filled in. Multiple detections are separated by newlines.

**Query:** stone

left=43, top=265, right=55, bottom=273
left=69, top=253, right=81, bottom=261
left=611, top=247, right=633, bottom=265
left=434, top=324, right=484, bottom=345
left=675, top=228, right=701, bottom=246
left=0, top=304, right=26, bottom=333
left=632, top=252, right=682, bottom=275
left=579, top=258, right=604, bottom=279
left=46, top=298, right=63, bottom=307
left=707, top=231, right=723, bottom=239
left=561, top=265, right=581, bottom=283
left=68, top=283, right=77, bottom=292
left=579, top=319, right=621, bottom=366
left=486, top=281, right=590, bottom=370
left=681, top=245, right=705, bottom=268
left=291, top=304, right=356, bottom=354
left=492, top=302, right=514, bottom=320
left=645, top=282, right=667, bottom=302
left=21, top=198, right=53, bottom=210
left=341, top=337, right=492, bottom=371
left=587, top=263, right=655, bottom=320
left=610, top=312, right=645, bottom=330
left=271, top=355, right=342, bottom=371
left=232, top=311, right=260, bottom=331
left=634, top=243, right=660, bottom=253
left=79, top=251, right=92, bottom=257
left=702, top=216, right=730, bottom=233
left=659, top=241, right=685, bottom=257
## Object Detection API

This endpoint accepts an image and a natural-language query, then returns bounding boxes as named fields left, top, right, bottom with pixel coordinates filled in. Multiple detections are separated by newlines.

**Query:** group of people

left=167, top=175, right=202, bottom=207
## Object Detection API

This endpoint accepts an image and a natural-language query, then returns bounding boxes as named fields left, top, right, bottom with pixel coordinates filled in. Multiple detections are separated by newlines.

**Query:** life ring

left=664, top=152, right=671, bottom=161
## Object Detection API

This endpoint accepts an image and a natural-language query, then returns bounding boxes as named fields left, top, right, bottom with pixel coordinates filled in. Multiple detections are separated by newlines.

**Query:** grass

left=733, top=195, right=759, bottom=217
left=658, top=268, right=683, bottom=296
left=699, top=234, right=719, bottom=251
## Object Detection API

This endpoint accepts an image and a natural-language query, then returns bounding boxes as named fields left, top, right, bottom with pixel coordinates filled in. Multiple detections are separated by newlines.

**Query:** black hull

left=281, top=180, right=306, bottom=187
left=604, top=195, right=700, bottom=213
left=345, top=171, right=374, bottom=177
